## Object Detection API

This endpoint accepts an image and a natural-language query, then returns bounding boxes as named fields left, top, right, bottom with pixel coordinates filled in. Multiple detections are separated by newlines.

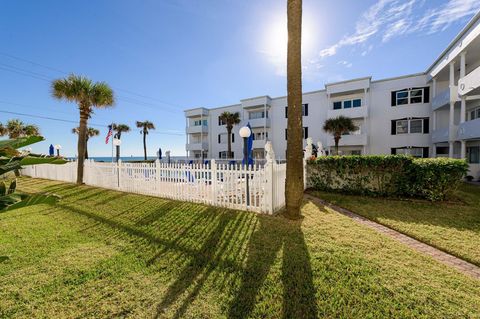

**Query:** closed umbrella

left=49, top=144, right=54, bottom=156
left=158, top=148, right=162, bottom=160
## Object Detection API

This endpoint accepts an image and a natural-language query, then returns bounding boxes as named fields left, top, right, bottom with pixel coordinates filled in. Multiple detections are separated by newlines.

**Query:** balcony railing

left=326, top=133, right=367, bottom=147
left=327, top=106, right=367, bottom=119
left=432, top=127, right=449, bottom=143
left=186, top=142, right=208, bottom=151
left=186, top=125, right=208, bottom=134
left=458, top=118, right=480, bottom=140
left=458, top=65, right=480, bottom=96
left=243, top=118, right=271, bottom=128
left=432, top=87, right=458, bottom=110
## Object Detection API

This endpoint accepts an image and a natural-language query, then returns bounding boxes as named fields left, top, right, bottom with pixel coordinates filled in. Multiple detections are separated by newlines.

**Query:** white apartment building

left=185, top=12, right=480, bottom=178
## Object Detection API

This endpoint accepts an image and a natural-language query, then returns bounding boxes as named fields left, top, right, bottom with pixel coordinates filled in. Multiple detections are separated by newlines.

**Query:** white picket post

left=265, top=158, right=274, bottom=214
left=211, top=159, right=217, bottom=206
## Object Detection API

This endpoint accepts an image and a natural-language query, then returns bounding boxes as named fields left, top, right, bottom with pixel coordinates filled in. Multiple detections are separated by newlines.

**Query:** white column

left=449, top=61, right=455, bottom=157
left=460, top=52, right=467, bottom=159
left=432, top=78, right=437, bottom=97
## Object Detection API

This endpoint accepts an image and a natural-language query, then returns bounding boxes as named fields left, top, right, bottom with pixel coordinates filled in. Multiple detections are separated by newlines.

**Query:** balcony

left=327, top=133, right=367, bottom=147
left=243, top=117, right=271, bottom=128
left=432, top=127, right=449, bottom=143
left=186, top=125, right=208, bottom=134
left=458, top=65, right=480, bottom=96
left=432, top=87, right=458, bottom=110
left=327, top=106, right=367, bottom=119
left=186, top=142, right=208, bottom=151
left=185, top=108, right=209, bottom=118
left=458, top=118, right=480, bottom=140
left=241, top=96, right=271, bottom=109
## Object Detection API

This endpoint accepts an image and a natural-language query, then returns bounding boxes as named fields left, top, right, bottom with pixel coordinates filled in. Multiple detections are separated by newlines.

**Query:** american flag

left=105, top=125, right=113, bottom=144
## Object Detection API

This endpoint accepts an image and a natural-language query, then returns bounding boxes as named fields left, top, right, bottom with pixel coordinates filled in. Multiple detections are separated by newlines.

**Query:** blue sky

left=1, top=0, right=479, bottom=157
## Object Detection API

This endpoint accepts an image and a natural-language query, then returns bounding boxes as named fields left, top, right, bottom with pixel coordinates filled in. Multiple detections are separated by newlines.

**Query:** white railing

left=21, top=159, right=287, bottom=214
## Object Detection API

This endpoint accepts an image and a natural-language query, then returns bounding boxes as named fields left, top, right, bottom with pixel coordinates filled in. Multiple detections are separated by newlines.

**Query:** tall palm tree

left=323, top=116, right=358, bottom=155
left=112, top=123, right=130, bottom=161
left=136, top=121, right=155, bottom=160
left=0, top=123, right=6, bottom=136
left=219, top=111, right=240, bottom=159
left=3, top=119, right=40, bottom=138
left=72, top=127, right=100, bottom=159
left=285, top=0, right=303, bottom=219
left=52, top=74, right=115, bottom=184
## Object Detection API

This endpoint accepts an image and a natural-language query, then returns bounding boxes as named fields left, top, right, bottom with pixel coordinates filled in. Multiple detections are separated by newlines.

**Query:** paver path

left=305, top=194, right=480, bottom=280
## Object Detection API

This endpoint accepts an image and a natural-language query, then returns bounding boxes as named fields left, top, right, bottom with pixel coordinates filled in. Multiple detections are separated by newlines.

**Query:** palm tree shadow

left=228, top=214, right=318, bottom=319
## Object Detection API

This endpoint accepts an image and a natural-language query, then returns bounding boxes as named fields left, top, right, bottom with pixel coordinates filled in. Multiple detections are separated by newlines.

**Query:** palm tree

left=3, top=119, right=40, bottom=138
left=219, top=111, right=240, bottom=159
left=72, top=127, right=100, bottom=159
left=136, top=121, right=155, bottom=160
left=52, top=74, right=114, bottom=184
left=285, top=0, right=304, bottom=219
left=112, top=123, right=130, bottom=161
left=323, top=116, right=358, bottom=155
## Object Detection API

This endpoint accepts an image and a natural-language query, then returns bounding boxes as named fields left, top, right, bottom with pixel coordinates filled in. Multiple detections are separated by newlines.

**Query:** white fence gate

left=21, top=159, right=287, bottom=214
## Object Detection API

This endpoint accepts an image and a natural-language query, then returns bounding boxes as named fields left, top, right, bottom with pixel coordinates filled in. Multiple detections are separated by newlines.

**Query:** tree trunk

left=85, top=136, right=89, bottom=160
left=334, top=136, right=340, bottom=155
left=76, top=109, right=89, bottom=184
left=227, top=126, right=232, bottom=159
left=143, top=129, right=147, bottom=161
left=285, top=0, right=303, bottom=219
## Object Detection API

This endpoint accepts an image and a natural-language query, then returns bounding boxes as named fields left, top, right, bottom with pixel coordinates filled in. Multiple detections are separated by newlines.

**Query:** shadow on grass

left=0, top=256, right=9, bottom=263
left=227, top=213, right=318, bottom=319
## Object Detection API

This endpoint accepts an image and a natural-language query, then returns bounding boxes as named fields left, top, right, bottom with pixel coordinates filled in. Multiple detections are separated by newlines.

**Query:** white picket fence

left=21, top=159, right=287, bottom=214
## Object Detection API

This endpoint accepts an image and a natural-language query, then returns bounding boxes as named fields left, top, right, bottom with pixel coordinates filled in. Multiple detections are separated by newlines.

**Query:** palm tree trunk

left=76, top=110, right=88, bottom=184
left=227, top=126, right=232, bottom=159
left=143, top=130, right=147, bottom=161
left=85, top=136, right=89, bottom=160
left=335, top=137, right=340, bottom=155
left=285, top=0, right=303, bottom=219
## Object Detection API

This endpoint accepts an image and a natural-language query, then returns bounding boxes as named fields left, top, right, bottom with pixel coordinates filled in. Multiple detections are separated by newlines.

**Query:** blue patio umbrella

left=242, top=122, right=254, bottom=166
left=158, top=148, right=162, bottom=160
left=49, top=144, right=54, bottom=156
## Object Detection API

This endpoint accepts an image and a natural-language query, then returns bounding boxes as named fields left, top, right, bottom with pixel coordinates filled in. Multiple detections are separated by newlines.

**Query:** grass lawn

left=0, top=177, right=479, bottom=318
left=310, top=183, right=480, bottom=267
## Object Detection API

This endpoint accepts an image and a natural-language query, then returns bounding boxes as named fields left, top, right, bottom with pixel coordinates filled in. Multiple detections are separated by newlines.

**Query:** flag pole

left=111, top=122, right=114, bottom=163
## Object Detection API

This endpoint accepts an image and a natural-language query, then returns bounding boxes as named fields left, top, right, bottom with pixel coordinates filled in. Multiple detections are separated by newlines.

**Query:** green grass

left=310, top=183, right=480, bottom=267
left=0, top=177, right=479, bottom=318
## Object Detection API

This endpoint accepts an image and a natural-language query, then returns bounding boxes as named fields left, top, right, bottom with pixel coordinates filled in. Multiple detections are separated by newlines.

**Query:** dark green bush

left=307, top=155, right=468, bottom=201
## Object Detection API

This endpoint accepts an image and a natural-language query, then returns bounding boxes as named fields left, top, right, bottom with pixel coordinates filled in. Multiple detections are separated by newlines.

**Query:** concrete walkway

left=305, top=194, right=480, bottom=280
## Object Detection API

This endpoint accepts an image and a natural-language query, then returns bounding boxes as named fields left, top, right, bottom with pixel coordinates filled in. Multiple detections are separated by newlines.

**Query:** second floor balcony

left=458, top=118, right=480, bottom=140
left=186, top=125, right=208, bottom=134
left=186, top=141, right=208, bottom=151
left=432, top=87, right=458, bottom=110
left=327, top=106, right=368, bottom=119
left=243, top=117, right=271, bottom=128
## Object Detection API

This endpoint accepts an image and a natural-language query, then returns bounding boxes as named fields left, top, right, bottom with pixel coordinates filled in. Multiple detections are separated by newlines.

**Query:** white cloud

left=319, top=0, right=480, bottom=58
left=337, top=60, right=353, bottom=68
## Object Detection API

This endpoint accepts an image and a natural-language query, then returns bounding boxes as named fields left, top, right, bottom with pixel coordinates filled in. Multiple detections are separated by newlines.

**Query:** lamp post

left=113, top=138, right=121, bottom=162
left=54, top=144, right=62, bottom=157
left=239, top=126, right=251, bottom=206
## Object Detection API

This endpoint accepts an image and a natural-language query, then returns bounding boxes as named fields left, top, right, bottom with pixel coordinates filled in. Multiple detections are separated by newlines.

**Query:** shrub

left=307, top=155, right=468, bottom=201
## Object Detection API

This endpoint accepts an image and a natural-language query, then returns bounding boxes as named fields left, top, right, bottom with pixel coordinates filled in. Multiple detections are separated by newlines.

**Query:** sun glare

left=261, top=12, right=316, bottom=74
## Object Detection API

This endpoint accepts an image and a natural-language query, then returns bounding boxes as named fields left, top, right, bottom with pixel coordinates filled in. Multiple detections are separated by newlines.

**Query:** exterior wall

left=369, top=74, right=431, bottom=155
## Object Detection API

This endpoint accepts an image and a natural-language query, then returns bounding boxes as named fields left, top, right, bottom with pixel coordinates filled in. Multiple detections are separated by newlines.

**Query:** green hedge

left=307, top=155, right=468, bottom=201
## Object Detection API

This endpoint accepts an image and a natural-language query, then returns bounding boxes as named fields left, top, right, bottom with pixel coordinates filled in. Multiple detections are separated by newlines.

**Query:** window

left=351, top=150, right=362, bottom=155
left=218, top=151, right=234, bottom=159
left=332, top=98, right=362, bottom=110
left=436, top=146, right=449, bottom=155
left=467, top=146, right=480, bottom=164
left=396, top=120, right=409, bottom=134
left=391, top=147, right=428, bottom=158
left=193, top=119, right=207, bottom=126
left=249, top=110, right=268, bottom=120
left=218, top=133, right=234, bottom=144
left=252, top=131, right=268, bottom=140
left=470, top=107, right=480, bottom=121
left=391, top=87, right=430, bottom=106
left=285, top=104, right=309, bottom=118
left=409, top=119, right=423, bottom=133
left=392, top=118, right=428, bottom=135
